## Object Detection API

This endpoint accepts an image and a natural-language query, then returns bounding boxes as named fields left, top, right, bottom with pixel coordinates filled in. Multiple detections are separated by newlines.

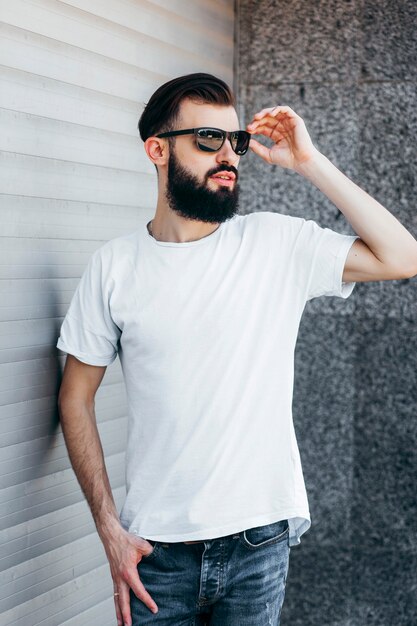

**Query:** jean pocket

left=241, top=519, right=289, bottom=550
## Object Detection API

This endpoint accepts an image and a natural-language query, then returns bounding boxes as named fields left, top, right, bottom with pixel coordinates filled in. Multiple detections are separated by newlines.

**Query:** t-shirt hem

left=335, top=235, right=360, bottom=298
left=121, top=508, right=311, bottom=546
left=56, top=338, right=117, bottom=366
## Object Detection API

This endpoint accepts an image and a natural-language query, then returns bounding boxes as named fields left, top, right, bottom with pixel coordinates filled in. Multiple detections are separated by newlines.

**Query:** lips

left=210, top=172, right=236, bottom=187
left=211, top=172, right=236, bottom=181
left=210, top=177, right=235, bottom=187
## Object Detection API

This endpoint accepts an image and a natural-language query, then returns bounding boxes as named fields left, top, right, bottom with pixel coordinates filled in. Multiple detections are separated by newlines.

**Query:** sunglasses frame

left=155, top=127, right=250, bottom=155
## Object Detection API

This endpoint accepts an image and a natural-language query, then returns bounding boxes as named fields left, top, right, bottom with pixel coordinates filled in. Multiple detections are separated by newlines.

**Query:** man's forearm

left=58, top=399, right=122, bottom=543
left=295, top=151, right=417, bottom=273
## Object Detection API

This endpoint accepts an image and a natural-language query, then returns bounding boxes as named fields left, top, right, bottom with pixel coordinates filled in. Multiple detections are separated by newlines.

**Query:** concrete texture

left=236, top=1, right=417, bottom=623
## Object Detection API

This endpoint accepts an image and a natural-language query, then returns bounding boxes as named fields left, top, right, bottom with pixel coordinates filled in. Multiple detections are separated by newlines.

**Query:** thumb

left=249, top=137, right=272, bottom=163
left=132, top=534, right=154, bottom=557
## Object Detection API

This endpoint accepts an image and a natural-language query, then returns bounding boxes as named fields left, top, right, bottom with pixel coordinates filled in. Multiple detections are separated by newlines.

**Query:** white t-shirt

left=56, top=211, right=359, bottom=546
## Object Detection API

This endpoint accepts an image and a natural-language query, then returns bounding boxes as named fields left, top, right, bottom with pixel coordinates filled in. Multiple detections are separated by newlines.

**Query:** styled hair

left=138, top=72, right=236, bottom=171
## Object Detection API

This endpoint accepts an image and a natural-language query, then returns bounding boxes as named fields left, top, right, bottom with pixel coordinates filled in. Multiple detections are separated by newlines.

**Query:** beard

left=165, top=147, right=240, bottom=224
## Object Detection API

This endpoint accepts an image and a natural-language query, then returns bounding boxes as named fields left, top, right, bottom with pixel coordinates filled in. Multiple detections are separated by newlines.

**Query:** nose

left=215, top=136, right=240, bottom=166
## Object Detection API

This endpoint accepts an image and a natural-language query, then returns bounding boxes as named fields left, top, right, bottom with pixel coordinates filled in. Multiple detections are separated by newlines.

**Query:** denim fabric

left=130, top=519, right=291, bottom=625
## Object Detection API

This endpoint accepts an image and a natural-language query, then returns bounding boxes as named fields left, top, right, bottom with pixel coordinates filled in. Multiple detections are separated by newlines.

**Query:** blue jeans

left=130, top=518, right=291, bottom=625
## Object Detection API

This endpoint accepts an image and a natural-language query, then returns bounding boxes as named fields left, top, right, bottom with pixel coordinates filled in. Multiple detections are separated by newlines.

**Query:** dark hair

left=138, top=73, right=236, bottom=170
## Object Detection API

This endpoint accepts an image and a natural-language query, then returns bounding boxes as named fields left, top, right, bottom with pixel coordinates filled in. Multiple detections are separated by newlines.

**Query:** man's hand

left=246, top=105, right=319, bottom=170
left=103, top=526, right=159, bottom=626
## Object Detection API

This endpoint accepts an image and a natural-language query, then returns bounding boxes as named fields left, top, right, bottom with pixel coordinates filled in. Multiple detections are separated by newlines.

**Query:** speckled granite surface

left=236, top=1, right=417, bottom=624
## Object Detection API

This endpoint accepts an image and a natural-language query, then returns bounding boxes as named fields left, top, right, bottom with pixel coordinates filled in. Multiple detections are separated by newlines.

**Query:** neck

left=147, top=214, right=221, bottom=244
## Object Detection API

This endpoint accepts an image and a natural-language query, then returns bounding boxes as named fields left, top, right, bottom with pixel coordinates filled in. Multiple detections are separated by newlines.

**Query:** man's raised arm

left=246, top=105, right=417, bottom=281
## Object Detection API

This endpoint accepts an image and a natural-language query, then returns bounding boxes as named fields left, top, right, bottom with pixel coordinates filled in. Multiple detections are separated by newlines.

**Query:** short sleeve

left=295, top=219, right=360, bottom=301
left=56, top=248, right=121, bottom=366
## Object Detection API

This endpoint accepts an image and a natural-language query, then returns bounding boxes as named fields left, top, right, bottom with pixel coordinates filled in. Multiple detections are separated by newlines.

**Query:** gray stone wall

left=236, top=1, right=417, bottom=624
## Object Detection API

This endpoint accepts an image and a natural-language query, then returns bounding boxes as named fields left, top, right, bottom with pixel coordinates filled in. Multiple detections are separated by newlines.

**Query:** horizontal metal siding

left=0, top=0, right=234, bottom=623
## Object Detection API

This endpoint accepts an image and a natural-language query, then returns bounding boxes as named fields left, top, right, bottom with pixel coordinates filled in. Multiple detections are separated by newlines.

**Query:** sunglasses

left=155, top=127, right=251, bottom=155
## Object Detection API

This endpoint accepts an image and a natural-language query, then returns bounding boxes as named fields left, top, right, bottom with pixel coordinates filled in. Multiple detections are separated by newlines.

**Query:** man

left=56, top=73, right=417, bottom=626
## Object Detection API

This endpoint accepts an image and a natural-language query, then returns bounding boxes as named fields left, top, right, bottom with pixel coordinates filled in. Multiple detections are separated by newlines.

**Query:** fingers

left=248, top=114, right=294, bottom=133
left=248, top=137, right=272, bottom=164
left=115, top=579, right=134, bottom=626
left=248, top=122, right=295, bottom=146
left=251, top=122, right=291, bottom=137
left=247, top=105, right=299, bottom=147
left=113, top=588, right=123, bottom=626
left=112, top=548, right=159, bottom=626
left=253, top=105, right=297, bottom=120
left=128, top=567, right=159, bottom=615
left=114, top=575, right=158, bottom=626
left=247, top=106, right=299, bottom=132
left=106, top=529, right=160, bottom=626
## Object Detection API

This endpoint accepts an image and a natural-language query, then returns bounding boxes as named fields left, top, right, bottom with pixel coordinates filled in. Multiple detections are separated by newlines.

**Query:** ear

left=144, top=137, right=169, bottom=168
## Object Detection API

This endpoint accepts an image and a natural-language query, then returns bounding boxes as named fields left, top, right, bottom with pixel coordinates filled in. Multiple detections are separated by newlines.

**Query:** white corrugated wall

left=0, top=1, right=235, bottom=623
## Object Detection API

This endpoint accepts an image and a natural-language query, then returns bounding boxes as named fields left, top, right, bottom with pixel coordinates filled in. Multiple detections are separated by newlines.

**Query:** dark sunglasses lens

left=232, top=131, right=250, bottom=155
left=196, top=128, right=224, bottom=152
